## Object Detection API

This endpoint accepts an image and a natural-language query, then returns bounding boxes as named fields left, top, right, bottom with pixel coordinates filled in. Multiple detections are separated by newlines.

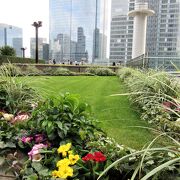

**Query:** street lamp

left=21, top=47, right=27, bottom=58
left=32, top=21, right=42, bottom=63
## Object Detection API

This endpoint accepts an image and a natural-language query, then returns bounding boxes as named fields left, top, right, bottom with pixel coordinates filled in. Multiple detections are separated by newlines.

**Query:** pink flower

left=28, top=144, right=47, bottom=161
left=21, top=136, right=33, bottom=143
left=35, top=134, right=44, bottom=143
left=11, top=113, right=30, bottom=124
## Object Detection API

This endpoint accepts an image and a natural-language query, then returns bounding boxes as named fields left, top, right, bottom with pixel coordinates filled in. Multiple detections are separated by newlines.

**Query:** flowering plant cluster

left=28, top=143, right=47, bottom=162
left=21, top=134, right=45, bottom=144
left=52, top=143, right=80, bottom=179
left=162, top=101, right=180, bottom=113
left=82, top=151, right=106, bottom=162
left=0, top=111, right=30, bottom=124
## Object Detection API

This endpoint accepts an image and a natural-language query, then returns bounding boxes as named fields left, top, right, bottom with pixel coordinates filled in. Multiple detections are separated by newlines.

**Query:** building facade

left=110, top=0, right=180, bottom=68
left=0, top=23, right=23, bottom=57
left=30, top=38, right=47, bottom=60
left=109, top=0, right=134, bottom=64
left=49, top=0, right=108, bottom=64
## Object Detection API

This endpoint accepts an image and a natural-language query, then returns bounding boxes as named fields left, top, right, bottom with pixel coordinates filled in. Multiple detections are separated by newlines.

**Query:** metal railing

left=126, top=54, right=180, bottom=71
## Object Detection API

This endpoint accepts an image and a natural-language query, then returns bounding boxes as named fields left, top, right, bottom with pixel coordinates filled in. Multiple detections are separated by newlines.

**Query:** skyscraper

left=110, top=0, right=180, bottom=68
left=30, top=38, right=47, bottom=60
left=0, top=23, right=23, bottom=57
left=109, top=0, right=134, bottom=64
left=147, top=0, right=180, bottom=58
left=49, top=0, right=108, bottom=63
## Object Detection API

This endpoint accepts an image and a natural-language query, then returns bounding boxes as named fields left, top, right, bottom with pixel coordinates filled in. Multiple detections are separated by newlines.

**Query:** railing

left=126, top=55, right=180, bottom=71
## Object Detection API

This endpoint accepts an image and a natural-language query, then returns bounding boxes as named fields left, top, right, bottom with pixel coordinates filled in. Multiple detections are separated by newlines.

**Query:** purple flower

left=35, top=134, right=44, bottom=143
left=21, top=136, right=33, bottom=143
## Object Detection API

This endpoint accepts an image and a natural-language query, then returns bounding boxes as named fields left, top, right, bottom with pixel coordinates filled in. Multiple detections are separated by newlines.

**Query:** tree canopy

left=0, top=46, right=16, bottom=56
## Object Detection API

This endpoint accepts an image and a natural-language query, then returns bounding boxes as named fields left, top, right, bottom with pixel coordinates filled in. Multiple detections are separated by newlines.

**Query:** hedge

left=0, top=55, right=45, bottom=65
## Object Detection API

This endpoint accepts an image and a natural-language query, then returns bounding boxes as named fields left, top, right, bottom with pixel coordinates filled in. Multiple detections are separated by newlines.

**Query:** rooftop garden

left=0, top=64, right=179, bottom=180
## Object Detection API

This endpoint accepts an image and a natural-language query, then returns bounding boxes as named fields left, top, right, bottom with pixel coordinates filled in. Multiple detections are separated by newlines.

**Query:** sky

left=0, top=0, right=49, bottom=57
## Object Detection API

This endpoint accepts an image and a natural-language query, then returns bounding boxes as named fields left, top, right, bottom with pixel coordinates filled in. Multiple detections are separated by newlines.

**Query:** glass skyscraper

left=49, top=0, right=108, bottom=63
left=0, top=23, right=23, bottom=57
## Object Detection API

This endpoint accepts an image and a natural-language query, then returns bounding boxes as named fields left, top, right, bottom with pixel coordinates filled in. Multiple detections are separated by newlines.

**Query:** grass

left=26, top=76, right=155, bottom=149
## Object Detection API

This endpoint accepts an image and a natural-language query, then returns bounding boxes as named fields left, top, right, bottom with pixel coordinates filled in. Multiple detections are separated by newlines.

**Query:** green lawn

left=27, top=76, right=154, bottom=149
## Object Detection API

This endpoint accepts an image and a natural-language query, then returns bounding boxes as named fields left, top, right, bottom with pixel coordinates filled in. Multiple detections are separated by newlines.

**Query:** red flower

left=93, top=152, right=106, bottom=162
left=82, top=151, right=106, bottom=162
left=82, top=153, right=94, bottom=161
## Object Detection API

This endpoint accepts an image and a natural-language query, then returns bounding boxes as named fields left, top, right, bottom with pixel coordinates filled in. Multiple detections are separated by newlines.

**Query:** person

left=53, top=59, right=56, bottom=64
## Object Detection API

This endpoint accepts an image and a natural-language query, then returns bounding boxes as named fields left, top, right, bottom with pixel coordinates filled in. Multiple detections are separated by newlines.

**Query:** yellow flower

left=3, top=113, right=14, bottom=121
left=68, top=150, right=73, bottom=155
left=58, top=166, right=73, bottom=179
left=56, top=158, right=71, bottom=168
left=52, top=170, right=59, bottom=178
left=57, top=143, right=72, bottom=157
left=69, top=154, right=80, bottom=165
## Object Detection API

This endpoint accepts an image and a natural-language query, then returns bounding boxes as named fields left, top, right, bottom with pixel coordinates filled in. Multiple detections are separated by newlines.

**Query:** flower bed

left=117, top=68, right=180, bottom=136
left=0, top=68, right=179, bottom=179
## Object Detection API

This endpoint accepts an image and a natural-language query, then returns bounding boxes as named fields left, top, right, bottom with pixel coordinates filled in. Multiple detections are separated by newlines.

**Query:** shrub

left=53, top=67, right=72, bottom=75
left=26, top=93, right=100, bottom=145
left=0, top=65, right=40, bottom=113
left=0, top=55, right=45, bottom=65
left=118, top=68, right=180, bottom=135
left=0, top=63, right=22, bottom=76
left=0, top=46, right=16, bottom=56
left=42, top=67, right=55, bottom=75
left=85, top=67, right=116, bottom=76
left=25, top=65, right=42, bottom=75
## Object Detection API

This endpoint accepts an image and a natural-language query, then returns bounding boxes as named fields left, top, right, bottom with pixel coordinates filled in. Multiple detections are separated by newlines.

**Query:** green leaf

left=25, top=174, right=38, bottom=180
left=39, top=169, right=49, bottom=176
left=56, top=121, right=63, bottom=130
left=0, top=141, right=16, bottom=149
left=31, top=162, right=43, bottom=172
left=141, top=157, right=180, bottom=180
left=0, top=156, right=5, bottom=166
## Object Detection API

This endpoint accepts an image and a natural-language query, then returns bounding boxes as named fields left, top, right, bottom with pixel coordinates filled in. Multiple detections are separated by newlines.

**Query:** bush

left=85, top=67, right=116, bottom=76
left=0, top=55, right=45, bottom=65
left=25, top=65, right=42, bottom=75
left=53, top=67, right=72, bottom=75
left=118, top=68, right=180, bottom=135
left=0, top=46, right=16, bottom=56
left=0, top=63, right=22, bottom=76
left=26, top=94, right=100, bottom=145
left=0, top=65, right=40, bottom=113
left=42, top=67, right=55, bottom=75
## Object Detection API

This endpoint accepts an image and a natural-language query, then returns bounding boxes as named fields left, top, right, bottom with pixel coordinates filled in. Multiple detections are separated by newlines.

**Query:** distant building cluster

left=0, top=0, right=180, bottom=67
left=0, top=23, right=23, bottom=57
left=109, top=0, right=180, bottom=65
left=49, top=0, right=108, bottom=64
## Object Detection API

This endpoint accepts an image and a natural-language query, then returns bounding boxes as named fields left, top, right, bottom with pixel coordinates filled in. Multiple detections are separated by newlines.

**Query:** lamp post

left=21, top=47, right=27, bottom=58
left=32, top=21, right=42, bottom=63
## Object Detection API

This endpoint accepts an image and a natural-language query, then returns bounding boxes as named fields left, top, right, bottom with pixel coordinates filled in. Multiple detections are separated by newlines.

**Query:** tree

left=0, top=46, right=16, bottom=56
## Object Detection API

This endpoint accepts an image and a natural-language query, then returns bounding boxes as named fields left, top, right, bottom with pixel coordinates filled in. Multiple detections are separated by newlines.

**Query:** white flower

left=2, top=113, right=14, bottom=121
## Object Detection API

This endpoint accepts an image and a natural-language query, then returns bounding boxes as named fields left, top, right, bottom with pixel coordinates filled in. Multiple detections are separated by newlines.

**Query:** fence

left=126, top=54, right=180, bottom=71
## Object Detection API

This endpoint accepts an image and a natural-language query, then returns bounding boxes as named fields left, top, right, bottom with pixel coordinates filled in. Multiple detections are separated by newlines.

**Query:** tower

left=128, top=0, right=155, bottom=59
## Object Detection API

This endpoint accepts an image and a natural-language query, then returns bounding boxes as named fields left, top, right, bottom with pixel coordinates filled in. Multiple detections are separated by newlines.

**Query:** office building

left=110, top=0, right=180, bottom=68
left=49, top=0, right=108, bottom=64
left=0, top=23, right=23, bottom=57
left=109, top=0, right=134, bottom=64
left=30, top=38, right=47, bottom=60
left=43, top=43, right=49, bottom=62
